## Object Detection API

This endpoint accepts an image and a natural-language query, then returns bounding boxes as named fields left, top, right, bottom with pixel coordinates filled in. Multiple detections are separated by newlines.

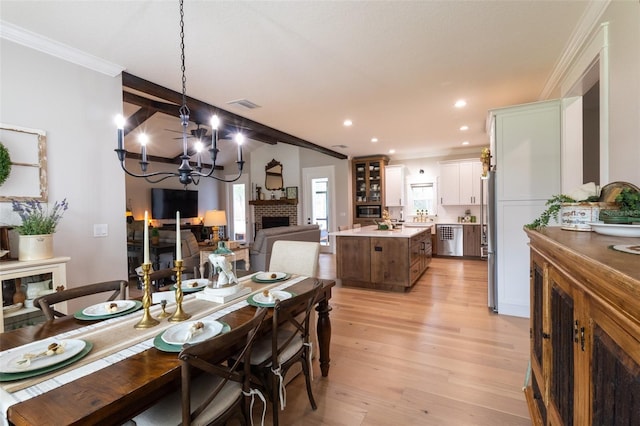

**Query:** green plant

left=150, top=227, right=160, bottom=237
left=615, top=187, right=640, bottom=215
left=525, top=194, right=578, bottom=230
left=11, top=198, right=69, bottom=235
left=0, top=142, right=11, bottom=186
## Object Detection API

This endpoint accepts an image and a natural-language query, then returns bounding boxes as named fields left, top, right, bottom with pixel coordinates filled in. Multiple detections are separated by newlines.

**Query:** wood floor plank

left=256, top=256, right=531, bottom=425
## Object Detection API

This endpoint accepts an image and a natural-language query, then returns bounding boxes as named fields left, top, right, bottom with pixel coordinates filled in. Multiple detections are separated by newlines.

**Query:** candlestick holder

left=157, top=299, right=171, bottom=319
left=169, top=259, right=191, bottom=322
left=134, top=262, right=160, bottom=329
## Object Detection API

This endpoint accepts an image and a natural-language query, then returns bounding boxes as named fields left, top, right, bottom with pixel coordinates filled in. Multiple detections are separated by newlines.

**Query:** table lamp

left=204, top=210, right=227, bottom=245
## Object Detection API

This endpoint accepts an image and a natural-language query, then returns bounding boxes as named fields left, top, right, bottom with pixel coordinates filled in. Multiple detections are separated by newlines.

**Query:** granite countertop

left=329, top=225, right=431, bottom=238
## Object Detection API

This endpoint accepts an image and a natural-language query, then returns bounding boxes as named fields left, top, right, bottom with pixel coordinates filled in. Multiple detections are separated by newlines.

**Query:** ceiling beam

left=122, top=72, right=347, bottom=160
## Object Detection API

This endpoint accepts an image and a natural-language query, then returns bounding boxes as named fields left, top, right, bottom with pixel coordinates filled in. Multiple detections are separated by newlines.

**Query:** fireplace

left=262, top=216, right=290, bottom=229
left=252, top=202, right=298, bottom=236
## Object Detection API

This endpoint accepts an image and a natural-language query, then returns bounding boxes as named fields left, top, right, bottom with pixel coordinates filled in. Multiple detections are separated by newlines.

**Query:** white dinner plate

left=255, top=272, right=287, bottom=281
left=82, top=300, right=136, bottom=317
left=587, top=223, right=640, bottom=238
left=161, top=320, right=224, bottom=345
left=0, top=339, right=87, bottom=373
left=253, top=290, right=293, bottom=305
left=175, top=279, right=208, bottom=290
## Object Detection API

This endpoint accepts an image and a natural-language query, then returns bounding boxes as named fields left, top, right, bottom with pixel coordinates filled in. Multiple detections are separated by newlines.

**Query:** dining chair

left=338, top=225, right=351, bottom=231
left=268, top=240, right=320, bottom=277
left=352, top=223, right=361, bottom=229
left=135, top=266, right=178, bottom=290
left=33, top=280, right=128, bottom=321
left=248, top=281, right=323, bottom=426
left=132, top=307, right=268, bottom=426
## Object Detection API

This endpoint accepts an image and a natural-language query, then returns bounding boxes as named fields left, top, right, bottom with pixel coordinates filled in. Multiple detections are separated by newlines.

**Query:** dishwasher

left=436, top=224, right=463, bottom=256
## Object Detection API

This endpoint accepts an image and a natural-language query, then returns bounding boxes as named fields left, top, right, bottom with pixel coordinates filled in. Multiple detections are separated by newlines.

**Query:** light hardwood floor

left=267, top=254, right=531, bottom=425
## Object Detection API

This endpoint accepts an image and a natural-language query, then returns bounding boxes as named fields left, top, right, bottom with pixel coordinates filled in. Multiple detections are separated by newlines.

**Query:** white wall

left=0, top=39, right=127, bottom=294
left=601, top=2, right=640, bottom=184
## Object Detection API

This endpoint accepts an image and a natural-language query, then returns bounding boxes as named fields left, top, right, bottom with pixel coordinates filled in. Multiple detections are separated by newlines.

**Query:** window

left=410, top=183, right=435, bottom=215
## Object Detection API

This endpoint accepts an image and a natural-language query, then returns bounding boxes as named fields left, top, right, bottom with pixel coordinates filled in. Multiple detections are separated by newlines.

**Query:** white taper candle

left=143, top=211, right=150, bottom=264
left=176, top=211, right=182, bottom=260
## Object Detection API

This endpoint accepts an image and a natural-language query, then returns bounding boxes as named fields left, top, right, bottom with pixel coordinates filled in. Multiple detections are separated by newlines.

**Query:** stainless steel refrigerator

left=481, top=170, right=497, bottom=312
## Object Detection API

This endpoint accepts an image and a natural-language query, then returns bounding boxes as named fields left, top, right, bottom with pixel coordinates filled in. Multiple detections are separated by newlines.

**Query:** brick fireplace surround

left=253, top=203, right=298, bottom=233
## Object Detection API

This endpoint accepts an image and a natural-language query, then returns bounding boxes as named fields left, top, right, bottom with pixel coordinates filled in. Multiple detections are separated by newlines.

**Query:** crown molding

left=540, top=0, right=611, bottom=99
left=0, top=20, right=124, bottom=77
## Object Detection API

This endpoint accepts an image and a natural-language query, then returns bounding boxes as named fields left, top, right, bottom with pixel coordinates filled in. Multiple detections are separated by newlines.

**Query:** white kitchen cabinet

left=384, top=165, right=405, bottom=206
left=439, top=163, right=460, bottom=205
left=439, top=160, right=484, bottom=205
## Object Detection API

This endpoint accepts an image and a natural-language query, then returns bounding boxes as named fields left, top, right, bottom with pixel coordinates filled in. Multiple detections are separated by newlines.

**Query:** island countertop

left=329, top=224, right=432, bottom=238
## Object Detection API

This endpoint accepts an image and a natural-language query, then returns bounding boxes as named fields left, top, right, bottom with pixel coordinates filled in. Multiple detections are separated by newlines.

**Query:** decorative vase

left=18, top=234, right=54, bottom=261
left=12, top=284, right=26, bottom=304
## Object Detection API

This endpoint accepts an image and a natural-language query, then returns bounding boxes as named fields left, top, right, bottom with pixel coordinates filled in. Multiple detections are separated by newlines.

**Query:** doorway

left=302, top=166, right=335, bottom=253
left=226, top=174, right=249, bottom=243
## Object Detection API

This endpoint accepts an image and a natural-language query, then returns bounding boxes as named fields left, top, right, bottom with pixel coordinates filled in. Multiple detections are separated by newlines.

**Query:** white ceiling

left=1, top=0, right=595, bottom=163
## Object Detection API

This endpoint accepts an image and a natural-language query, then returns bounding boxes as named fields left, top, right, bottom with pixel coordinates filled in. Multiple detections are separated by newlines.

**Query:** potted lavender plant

left=11, top=198, right=69, bottom=261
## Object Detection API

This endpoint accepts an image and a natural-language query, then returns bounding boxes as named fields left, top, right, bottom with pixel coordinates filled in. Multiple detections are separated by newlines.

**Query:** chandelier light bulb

left=210, top=115, right=220, bottom=129
left=114, top=114, right=126, bottom=129
left=194, top=140, right=204, bottom=153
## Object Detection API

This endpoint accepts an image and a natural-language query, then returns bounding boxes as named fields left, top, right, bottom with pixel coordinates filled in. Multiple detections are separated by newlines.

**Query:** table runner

left=0, top=274, right=307, bottom=420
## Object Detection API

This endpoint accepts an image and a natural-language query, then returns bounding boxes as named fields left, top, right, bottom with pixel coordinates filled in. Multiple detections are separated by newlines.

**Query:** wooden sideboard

left=524, top=228, right=640, bottom=425
left=0, top=256, right=70, bottom=332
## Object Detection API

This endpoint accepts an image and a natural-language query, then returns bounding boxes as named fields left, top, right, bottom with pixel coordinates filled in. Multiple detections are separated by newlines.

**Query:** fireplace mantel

left=249, top=199, right=297, bottom=206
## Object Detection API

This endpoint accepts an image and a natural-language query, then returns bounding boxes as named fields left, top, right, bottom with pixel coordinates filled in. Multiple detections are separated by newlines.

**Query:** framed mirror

left=265, top=159, right=284, bottom=191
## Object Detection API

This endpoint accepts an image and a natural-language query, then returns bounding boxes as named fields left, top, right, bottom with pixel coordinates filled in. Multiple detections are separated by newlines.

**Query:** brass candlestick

left=169, top=259, right=191, bottom=322
left=134, top=262, right=160, bottom=329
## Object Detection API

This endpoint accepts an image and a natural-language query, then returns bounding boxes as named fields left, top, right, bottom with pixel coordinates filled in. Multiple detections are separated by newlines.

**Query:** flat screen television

left=151, top=188, right=198, bottom=219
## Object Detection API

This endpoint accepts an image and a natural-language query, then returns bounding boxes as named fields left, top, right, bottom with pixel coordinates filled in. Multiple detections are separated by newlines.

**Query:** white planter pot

left=18, top=234, right=54, bottom=261
left=560, top=203, right=617, bottom=231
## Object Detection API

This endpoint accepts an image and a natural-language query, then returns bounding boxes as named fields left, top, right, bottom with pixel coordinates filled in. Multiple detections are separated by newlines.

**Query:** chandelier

left=115, top=0, right=244, bottom=186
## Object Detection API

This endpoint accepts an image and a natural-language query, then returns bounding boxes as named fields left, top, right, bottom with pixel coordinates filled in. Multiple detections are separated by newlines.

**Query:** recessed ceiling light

left=459, top=125, right=469, bottom=131
left=462, top=141, right=470, bottom=145
left=454, top=99, right=467, bottom=108
left=343, top=119, right=353, bottom=127
left=388, top=149, right=396, bottom=154
left=371, top=137, right=378, bottom=143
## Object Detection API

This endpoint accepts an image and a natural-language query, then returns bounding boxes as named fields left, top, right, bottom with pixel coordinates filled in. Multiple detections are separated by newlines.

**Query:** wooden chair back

left=33, top=280, right=128, bottom=321
left=179, top=307, right=268, bottom=425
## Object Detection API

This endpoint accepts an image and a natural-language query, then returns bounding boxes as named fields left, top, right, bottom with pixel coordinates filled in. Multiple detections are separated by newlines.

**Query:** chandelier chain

left=114, top=0, right=244, bottom=186
left=179, top=0, right=189, bottom=118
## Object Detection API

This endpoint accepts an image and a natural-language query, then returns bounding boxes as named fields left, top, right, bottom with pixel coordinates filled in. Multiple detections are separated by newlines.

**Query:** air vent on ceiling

left=227, top=99, right=261, bottom=110
left=331, top=144, right=348, bottom=149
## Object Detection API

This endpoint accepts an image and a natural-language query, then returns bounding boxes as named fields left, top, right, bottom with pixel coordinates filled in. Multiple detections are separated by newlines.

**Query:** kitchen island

left=330, top=225, right=432, bottom=291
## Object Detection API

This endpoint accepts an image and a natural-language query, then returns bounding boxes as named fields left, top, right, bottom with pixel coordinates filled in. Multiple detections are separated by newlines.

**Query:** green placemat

left=74, top=301, right=143, bottom=321
left=246, top=291, right=296, bottom=308
left=153, top=321, right=231, bottom=353
left=0, top=341, right=94, bottom=382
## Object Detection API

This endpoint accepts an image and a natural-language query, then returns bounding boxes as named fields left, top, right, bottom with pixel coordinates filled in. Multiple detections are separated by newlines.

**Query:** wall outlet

left=93, top=224, right=108, bottom=237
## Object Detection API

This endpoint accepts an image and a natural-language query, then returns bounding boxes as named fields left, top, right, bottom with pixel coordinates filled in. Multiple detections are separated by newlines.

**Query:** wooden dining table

left=0, top=276, right=334, bottom=426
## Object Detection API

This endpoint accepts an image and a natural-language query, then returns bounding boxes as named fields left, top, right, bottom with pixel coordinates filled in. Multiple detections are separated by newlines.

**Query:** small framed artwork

left=286, top=186, right=298, bottom=199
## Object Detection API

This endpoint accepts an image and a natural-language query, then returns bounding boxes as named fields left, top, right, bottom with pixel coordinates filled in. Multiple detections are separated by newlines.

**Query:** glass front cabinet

left=352, top=155, right=389, bottom=225
left=1, top=256, right=70, bottom=332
